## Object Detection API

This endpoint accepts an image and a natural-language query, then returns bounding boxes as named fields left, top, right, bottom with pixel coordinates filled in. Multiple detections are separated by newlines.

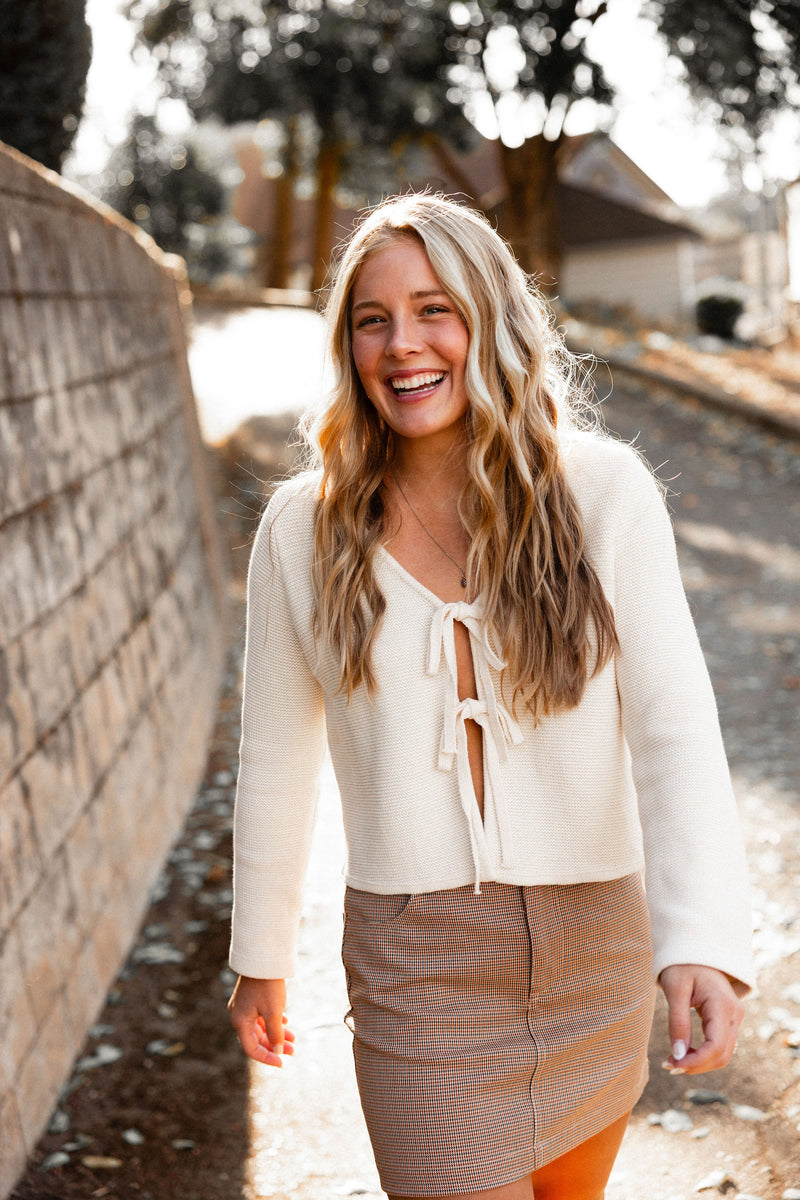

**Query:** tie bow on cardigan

left=427, top=600, right=523, bottom=891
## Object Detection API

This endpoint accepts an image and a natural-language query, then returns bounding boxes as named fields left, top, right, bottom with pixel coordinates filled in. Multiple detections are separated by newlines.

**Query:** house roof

left=556, top=180, right=702, bottom=246
left=558, top=131, right=677, bottom=208
left=415, top=131, right=700, bottom=245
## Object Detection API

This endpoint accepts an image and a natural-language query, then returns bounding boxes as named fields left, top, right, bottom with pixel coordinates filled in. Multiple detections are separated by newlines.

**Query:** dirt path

left=11, top=383, right=800, bottom=1200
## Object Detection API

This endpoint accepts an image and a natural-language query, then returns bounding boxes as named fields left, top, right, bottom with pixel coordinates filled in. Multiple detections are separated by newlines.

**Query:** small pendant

left=460, top=576, right=467, bottom=588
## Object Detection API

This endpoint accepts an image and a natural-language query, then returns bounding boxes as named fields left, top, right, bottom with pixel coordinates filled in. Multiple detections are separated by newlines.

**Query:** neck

left=392, top=432, right=469, bottom=498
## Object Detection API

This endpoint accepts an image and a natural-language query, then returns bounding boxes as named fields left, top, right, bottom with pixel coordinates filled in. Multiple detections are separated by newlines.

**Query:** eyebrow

left=351, top=289, right=449, bottom=313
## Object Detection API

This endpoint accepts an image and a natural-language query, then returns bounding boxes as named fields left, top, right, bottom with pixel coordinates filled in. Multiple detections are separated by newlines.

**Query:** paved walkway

left=188, top=304, right=329, bottom=444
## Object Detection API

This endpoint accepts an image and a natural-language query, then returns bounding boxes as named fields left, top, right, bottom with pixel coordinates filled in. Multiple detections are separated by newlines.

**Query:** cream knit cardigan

left=229, top=430, right=754, bottom=988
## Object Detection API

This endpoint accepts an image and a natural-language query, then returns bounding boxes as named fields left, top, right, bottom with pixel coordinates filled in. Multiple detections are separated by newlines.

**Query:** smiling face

left=349, top=237, right=470, bottom=453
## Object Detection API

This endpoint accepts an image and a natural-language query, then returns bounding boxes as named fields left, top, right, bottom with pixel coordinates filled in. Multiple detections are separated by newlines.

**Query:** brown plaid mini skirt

left=342, top=876, right=655, bottom=1197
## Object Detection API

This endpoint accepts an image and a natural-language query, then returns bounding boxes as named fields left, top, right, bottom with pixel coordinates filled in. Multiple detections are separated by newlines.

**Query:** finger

left=668, top=993, right=743, bottom=1075
left=661, top=975, right=694, bottom=1072
left=277, top=1013, right=296, bottom=1042
left=238, top=1020, right=285, bottom=1067
left=686, top=997, right=744, bottom=1073
left=264, top=1009, right=287, bottom=1055
left=253, top=1012, right=288, bottom=1044
left=670, top=1029, right=732, bottom=1075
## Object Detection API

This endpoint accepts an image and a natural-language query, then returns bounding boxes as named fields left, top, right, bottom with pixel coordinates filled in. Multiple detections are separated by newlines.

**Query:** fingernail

left=274, top=1043, right=283, bottom=1056
left=669, top=1067, right=687, bottom=1075
left=671, top=1040, right=687, bottom=1061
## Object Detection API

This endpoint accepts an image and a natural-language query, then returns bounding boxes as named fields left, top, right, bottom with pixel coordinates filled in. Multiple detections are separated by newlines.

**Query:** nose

left=385, top=314, right=422, bottom=359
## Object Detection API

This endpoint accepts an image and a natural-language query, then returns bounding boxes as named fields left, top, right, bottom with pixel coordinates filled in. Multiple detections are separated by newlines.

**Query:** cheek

left=350, top=352, right=383, bottom=413
left=444, top=325, right=470, bottom=374
left=351, top=339, right=375, bottom=386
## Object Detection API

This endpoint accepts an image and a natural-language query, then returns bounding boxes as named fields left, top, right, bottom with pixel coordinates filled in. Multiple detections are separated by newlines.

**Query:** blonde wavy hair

left=305, top=193, right=617, bottom=722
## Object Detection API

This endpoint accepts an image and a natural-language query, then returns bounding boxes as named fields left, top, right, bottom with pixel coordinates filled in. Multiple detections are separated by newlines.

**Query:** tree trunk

left=424, top=131, right=478, bottom=203
left=497, top=134, right=564, bottom=291
left=311, top=135, right=342, bottom=296
left=272, top=116, right=300, bottom=290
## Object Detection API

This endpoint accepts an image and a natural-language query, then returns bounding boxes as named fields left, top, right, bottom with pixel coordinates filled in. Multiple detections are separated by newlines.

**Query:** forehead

left=351, top=237, right=443, bottom=303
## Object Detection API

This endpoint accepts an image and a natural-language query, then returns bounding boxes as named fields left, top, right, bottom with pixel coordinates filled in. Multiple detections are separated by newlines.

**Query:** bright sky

left=69, top=0, right=800, bottom=209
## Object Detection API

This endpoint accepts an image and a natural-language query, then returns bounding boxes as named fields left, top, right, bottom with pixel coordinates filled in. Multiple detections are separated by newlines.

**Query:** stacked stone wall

left=0, top=142, right=227, bottom=1195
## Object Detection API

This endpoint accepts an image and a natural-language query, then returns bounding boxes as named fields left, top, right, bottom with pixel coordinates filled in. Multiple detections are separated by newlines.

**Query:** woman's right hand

left=228, top=976, right=295, bottom=1067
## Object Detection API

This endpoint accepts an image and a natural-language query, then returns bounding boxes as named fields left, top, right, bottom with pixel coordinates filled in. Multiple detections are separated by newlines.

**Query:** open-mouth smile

left=387, top=371, right=446, bottom=396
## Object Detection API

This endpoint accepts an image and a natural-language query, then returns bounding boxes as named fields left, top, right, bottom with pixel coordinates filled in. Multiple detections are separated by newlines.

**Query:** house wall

left=0, top=142, right=227, bottom=1197
left=560, top=238, right=696, bottom=325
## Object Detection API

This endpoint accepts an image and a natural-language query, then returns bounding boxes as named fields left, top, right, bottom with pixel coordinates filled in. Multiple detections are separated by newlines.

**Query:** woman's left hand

left=659, top=963, right=746, bottom=1075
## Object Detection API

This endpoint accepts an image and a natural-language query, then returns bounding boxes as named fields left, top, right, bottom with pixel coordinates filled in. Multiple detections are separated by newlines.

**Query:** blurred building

left=690, top=186, right=791, bottom=340
left=546, top=133, right=702, bottom=325
left=232, top=129, right=797, bottom=337
left=787, top=180, right=800, bottom=309
left=233, top=130, right=704, bottom=325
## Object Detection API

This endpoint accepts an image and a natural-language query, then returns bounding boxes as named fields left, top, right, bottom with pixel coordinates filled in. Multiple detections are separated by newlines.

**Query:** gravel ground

left=10, top=378, right=800, bottom=1200
left=599, top=383, right=800, bottom=1200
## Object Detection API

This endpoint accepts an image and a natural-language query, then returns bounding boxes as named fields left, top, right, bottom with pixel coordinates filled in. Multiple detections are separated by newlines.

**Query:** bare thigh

left=387, top=1109, right=631, bottom=1200
left=530, top=1109, right=631, bottom=1200
left=389, top=1179, right=532, bottom=1200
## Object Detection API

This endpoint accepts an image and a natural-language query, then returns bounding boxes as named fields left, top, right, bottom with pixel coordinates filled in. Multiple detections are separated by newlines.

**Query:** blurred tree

left=433, top=0, right=613, bottom=282
left=0, top=0, right=92, bottom=170
left=648, top=0, right=800, bottom=152
left=125, top=0, right=800, bottom=288
left=126, top=0, right=472, bottom=291
left=424, top=0, right=800, bottom=279
left=648, top=1, right=800, bottom=330
left=103, top=113, right=247, bottom=281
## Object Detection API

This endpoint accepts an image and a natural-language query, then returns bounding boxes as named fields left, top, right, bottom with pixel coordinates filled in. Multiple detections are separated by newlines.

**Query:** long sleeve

left=229, top=486, right=326, bottom=979
left=612, top=453, right=754, bottom=990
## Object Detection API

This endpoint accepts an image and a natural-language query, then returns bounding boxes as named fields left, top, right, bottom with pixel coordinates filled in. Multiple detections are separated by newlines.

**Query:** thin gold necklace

left=390, top=465, right=468, bottom=589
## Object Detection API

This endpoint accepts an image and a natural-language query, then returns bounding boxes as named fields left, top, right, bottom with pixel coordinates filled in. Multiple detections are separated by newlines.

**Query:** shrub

left=695, top=292, right=745, bottom=340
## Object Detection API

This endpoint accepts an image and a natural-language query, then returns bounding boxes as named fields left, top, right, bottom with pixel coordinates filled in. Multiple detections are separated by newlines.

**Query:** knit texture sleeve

left=612, top=451, right=754, bottom=991
left=229, top=484, right=326, bottom=980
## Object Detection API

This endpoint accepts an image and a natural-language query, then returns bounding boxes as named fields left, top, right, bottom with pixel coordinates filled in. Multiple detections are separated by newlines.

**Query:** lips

left=387, top=371, right=446, bottom=396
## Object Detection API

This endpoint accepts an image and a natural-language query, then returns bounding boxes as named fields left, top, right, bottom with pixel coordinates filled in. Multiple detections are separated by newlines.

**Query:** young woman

left=227, top=194, right=753, bottom=1200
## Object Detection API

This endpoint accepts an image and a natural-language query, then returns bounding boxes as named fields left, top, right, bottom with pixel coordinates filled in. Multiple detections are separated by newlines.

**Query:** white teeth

left=390, top=372, right=444, bottom=392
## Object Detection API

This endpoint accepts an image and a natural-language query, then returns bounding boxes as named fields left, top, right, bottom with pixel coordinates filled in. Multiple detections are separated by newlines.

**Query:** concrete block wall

left=0, top=142, right=227, bottom=1195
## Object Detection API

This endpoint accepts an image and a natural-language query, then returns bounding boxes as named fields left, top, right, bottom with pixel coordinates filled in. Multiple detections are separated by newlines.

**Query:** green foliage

left=443, top=0, right=614, bottom=138
left=126, top=0, right=616, bottom=160
left=128, top=1, right=800, bottom=164
left=126, top=0, right=474, bottom=174
left=102, top=114, right=249, bottom=280
left=123, top=1, right=618, bottom=278
left=0, top=0, right=92, bottom=170
left=647, top=0, right=800, bottom=149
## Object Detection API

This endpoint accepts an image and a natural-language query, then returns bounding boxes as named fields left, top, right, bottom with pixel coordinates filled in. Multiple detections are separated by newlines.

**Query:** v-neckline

left=377, top=544, right=481, bottom=612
